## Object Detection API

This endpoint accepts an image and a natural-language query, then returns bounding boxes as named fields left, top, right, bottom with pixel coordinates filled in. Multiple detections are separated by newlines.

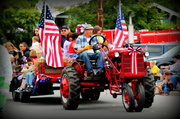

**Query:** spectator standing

left=3, top=42, right=20, bottom=71
left=17, top=42, right=30, bottom=65
left=3, top=42, right=19, bottom=63
left=74, top=24, right=104, bottom=77
left=0, top=45, right=12, bottom=118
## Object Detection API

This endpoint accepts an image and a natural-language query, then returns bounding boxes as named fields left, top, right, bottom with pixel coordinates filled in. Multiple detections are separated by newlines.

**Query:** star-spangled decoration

left=46, top=5, right=53, bottom=20
left=113, top=1, right=128, bottom=47
left=116, top=8, right=125, bottom=30
left=38, top=2, right=64, bottom=67
left=39, top=4, right=45, bottom=28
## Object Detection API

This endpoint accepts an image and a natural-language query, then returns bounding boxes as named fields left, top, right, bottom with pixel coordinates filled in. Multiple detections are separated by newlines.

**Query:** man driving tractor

left=74, top=24, right=104, bottom=77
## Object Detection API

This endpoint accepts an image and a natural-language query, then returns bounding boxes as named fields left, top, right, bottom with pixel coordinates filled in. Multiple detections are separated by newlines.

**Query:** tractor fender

left=72, top=62, right=84, bottom=79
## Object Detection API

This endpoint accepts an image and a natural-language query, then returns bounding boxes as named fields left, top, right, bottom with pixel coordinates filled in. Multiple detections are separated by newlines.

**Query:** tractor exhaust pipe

left=128, top=11, right=134, bottom=46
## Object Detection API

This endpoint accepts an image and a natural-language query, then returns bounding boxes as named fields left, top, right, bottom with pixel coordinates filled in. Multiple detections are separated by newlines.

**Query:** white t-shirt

left=31, top=42, right=40, bottom=50
left=63, top=40, right=71, bottom=57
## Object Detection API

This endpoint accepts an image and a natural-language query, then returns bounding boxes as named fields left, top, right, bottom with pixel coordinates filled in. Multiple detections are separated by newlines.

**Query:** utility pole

left=97, top=0, right=103, bottom=28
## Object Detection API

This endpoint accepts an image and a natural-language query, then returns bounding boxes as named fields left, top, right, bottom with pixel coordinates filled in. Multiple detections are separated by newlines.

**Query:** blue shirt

left=74, top=34, right=98, bottom=50
left=61, top=35, right=67, bottom=48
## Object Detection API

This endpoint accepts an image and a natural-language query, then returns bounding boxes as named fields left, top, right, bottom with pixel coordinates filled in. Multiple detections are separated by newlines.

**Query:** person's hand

left=103, top=41, right=108, bottom=45
left=165, top=66, right=170, bottom=69
left=84, top=45, right=93, bottom=50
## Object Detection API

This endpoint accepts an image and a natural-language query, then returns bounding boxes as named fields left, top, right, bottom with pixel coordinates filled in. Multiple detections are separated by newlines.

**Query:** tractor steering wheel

left=89, top=34, right=106, bottom=50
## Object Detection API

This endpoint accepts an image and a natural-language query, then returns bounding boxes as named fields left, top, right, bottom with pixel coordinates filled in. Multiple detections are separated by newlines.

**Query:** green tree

left=0, top=0, right=40, bottom=47
left=56, top=0, right=179, bottom=31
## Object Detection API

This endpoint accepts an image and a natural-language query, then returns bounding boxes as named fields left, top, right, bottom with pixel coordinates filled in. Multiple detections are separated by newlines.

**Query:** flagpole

left=42, top=2, right=46, bottom=58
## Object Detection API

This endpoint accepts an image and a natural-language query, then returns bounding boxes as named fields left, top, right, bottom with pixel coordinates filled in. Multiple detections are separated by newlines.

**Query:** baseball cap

left=61, top=25, right=69, bottom=30
left=84, top=24, right=94, bottom=30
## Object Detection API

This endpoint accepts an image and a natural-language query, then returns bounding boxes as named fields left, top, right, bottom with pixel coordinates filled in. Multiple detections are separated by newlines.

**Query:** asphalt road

left=6, top=89, right=180, bottom=119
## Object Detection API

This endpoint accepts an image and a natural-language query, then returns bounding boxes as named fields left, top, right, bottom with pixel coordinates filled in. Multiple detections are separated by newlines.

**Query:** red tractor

left=60, top=35, right=155, bottom=112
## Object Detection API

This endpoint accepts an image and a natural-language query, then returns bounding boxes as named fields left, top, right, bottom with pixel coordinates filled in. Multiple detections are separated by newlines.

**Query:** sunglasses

left=61, top=30, right=67, bottom=32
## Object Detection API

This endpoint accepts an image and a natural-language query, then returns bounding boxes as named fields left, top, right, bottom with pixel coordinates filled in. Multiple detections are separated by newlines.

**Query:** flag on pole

left=38, top=3, right=64, bottom=67
left=113, top=1, right=128, bottom=47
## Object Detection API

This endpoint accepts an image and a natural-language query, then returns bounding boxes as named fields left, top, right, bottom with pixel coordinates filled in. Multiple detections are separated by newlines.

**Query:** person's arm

left=76, top=48, right=86, bottom=53
left=76, top=45, right=93, bottom=53
left=24, top=50, right=30, bottom=58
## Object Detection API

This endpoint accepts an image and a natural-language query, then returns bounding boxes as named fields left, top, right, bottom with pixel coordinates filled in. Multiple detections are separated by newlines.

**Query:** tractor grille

left=122, top=54, right=144, bottom=73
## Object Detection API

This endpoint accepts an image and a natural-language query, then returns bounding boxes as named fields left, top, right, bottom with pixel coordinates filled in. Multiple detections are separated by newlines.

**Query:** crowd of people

left=150, top=55, right=180, bottom=96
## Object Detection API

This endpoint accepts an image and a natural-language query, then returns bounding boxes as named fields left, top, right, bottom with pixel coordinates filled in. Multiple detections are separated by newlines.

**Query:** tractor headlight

left=114, top=52, right=119, bottom=57
left=145, top=51, right=149, bottom=57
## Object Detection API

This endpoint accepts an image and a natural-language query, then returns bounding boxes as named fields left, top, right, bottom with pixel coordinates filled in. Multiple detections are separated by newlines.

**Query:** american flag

left=113, top=1, right=128, bottom=47
left=38, top=3, right=64, bottom=67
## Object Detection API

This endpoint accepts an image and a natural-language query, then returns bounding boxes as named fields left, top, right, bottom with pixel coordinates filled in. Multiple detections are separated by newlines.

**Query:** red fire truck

left=103, top=29, right=180, bottom=44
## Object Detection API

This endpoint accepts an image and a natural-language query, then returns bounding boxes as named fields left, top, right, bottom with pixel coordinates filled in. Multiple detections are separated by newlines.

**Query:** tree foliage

left=56, top=0, right=179, bottom=32
left=0, top=0, right=40, bottom=46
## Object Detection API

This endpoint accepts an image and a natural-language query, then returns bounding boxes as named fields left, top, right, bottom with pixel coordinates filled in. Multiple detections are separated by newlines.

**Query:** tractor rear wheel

left=134, top=84, right=145, bottom=112
left=60, top=66, right=80, bottom=110
left=12, top=90, right=19, bottom=101
left=143, top=68, right=155, bottom=108
left=81, top=90, right=100, bottom=101
left=90, top=90, right=100, bottom=101
left=81, top=91, right=90, bottom=100
left=122, top=85, right=135, bottom=112
left=19, top=92, right=30, bottom=102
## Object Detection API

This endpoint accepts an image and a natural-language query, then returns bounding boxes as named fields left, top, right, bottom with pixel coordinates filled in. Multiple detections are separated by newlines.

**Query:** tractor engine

left=105, top=46, right=149, bottom=83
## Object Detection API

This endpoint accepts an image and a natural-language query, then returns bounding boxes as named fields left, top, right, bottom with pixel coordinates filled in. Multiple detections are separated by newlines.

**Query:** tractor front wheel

left=122, top=85, right=135, bottom=112
left=60, top=66, right=80, bottom=110
left=143, top=68, right=155, bottom=108
left=134, top=84, right=145, bottom=112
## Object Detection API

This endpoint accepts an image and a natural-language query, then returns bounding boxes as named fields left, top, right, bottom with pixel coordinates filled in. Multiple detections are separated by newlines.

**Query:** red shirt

left=68, top=41, right=76, bottom=54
